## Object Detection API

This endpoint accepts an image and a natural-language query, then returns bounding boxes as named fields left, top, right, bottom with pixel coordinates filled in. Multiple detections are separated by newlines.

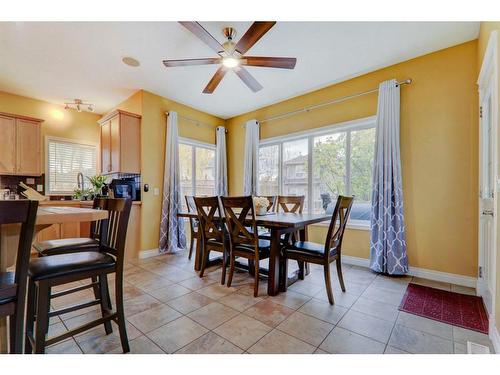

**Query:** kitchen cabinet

left=98, top=110, right=141, bottom=174
left=0, top=112, right=42, bottom=176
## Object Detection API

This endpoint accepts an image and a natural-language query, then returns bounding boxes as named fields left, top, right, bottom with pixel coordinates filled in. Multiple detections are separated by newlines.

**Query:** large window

left=257, top=117, right=376, bottom=226
left=46, top=137, right=98, bottom=195
left=179, top=139, right=216, bottom=206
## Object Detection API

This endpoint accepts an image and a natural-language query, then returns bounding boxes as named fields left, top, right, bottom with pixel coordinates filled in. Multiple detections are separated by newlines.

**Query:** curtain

left=159, top=111, right=186, bottom=253
left=215, top=126, right=228, bottom=196
left=243, top=119, right=259, bottom=195
left=369, top=79, right=408, bottom=275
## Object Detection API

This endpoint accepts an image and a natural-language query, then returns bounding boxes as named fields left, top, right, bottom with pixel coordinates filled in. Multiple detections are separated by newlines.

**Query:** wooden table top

left=36, top=206, right=108, bottom=225
left=178, top=211, right=331, bottom=228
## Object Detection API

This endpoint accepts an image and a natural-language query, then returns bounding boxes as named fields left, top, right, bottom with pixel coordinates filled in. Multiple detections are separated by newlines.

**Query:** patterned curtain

left=370, top=79, right=408, bottom=275
left=215, top=126, right=228, bottom=196
left=243, top=120, right=259, bottom=195
left=159, top=111, right=186, bottom=253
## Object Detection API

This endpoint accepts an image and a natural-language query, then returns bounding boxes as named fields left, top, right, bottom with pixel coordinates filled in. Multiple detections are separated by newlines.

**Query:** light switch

left=26, top=178, right=35, bottom=184
left=153, top=188, right=160, bottom=196
left=36, top=185, right=44, bottom=192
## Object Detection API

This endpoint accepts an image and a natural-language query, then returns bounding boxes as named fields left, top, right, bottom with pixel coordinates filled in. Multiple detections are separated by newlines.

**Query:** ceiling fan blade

left=163, top=58, right=221, bottom=67
left=234, top=67, right=263, bottom=92
left=234, top=21, right=276, bottom=55
left=242, top=56, right=296, bottom=69
left=179, top=21, right=225, bottom=54
left=203, top=67, right=227, bottom=94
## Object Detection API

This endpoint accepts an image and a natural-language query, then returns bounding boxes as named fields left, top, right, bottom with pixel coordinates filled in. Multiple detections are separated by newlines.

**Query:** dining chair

left=185, top=196, right=199, bottom=260
left=33, top=198, right=107, bottom=256
left=25, top=198, right=132, bottom=354
left=0, top=200, right=38, bottom=353
left=277, top=195, right=304, bottom=214
left=282, top=195, right=354, bottom=304
left=193, top=196, right=226, bottom=284
left=221, top=196, right=270, bottom=297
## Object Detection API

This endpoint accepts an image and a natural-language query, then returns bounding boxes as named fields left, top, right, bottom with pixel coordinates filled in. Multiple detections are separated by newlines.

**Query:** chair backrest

left=262, top=196, right=277, bottom=212
left=220, top=196, right=259, bottom=254
left=185, top=195, right=198, bottom=234
left=277, top=195, right=304, bottom=213
left=99, top=199, right=132, bottom=268
left=193, top=196, right=224, bottom=244
left=90, top=198, right=108, bottom=241
left=324, top=195, right=354, bottom=258
left=0, top=200, right=38, bottom=302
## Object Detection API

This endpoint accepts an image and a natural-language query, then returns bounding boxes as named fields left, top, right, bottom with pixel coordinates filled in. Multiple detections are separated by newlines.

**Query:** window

left=179, top=139, right=216, bottom=207
left=257, top=117, right=376, bottom=226
left=46, top=137, right=98, bottom=195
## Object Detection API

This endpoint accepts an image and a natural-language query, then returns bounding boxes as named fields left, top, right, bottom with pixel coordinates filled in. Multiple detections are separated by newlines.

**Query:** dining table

left=0, top=205, right=108, bottom=353
left=178, top=211, right=330, bottom=296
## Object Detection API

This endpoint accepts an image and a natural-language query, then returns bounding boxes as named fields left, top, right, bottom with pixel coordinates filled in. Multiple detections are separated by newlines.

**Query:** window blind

left=47, top=138, right=97, bottom=195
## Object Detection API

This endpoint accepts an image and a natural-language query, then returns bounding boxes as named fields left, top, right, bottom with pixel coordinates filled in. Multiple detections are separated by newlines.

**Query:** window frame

left=178, top=137, right=216, bottom=197
left=259, top=116, right=376, bottom=230
left=45, top=136, right=99, bottom=196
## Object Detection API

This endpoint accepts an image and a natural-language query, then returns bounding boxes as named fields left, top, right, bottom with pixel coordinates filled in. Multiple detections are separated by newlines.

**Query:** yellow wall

left=478, top=22, right=500, bottom=340
left=226, top=41, right=479, bottom=277
left=108, top=90, right=224, bottom=251
left=0, top=91, right=101, bottom=173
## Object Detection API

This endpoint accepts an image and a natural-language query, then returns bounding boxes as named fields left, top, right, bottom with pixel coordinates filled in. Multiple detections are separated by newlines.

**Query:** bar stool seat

left=28, top=252, right=115, bottom=281
left=33, top=238, right=99, bottom=256
left=0, top=272, right=17, bottom=303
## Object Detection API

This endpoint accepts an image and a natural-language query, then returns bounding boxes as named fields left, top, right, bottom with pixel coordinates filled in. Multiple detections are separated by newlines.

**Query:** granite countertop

left=40, top=200, right=142, bottom=206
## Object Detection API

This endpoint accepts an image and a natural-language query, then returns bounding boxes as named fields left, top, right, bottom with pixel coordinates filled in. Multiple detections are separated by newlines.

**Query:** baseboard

left=490, top=317, right=500, bottom=354
left=341, top=255, right=477, bottom=288
left=139, top=248, right=160, bottom=259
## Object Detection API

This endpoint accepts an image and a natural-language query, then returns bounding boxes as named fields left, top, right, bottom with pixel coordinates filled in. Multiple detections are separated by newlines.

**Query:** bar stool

left=0, top=200, right=38, bottom=353
left=25, top=199, right=132, bottom=354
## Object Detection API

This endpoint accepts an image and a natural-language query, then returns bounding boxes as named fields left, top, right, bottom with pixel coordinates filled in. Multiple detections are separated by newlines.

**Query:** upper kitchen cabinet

left=0, top=112, right=42, bottom=176
left=98, top=110, right=141, bottom=174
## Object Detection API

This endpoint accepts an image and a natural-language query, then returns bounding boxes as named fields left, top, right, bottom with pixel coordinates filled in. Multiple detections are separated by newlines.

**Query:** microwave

left=110, top=178, right=140, bottom=201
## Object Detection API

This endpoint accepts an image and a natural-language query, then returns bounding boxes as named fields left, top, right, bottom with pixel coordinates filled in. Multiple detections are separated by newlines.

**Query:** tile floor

left=44, top=250, right=495, bottom=354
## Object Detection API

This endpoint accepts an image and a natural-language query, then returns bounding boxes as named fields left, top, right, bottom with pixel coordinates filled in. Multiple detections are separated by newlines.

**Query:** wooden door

left=0, top=115, right=16, bottom=174
left=101, top=120, right=111, bottom=173
left=16, top=119, right=41, bottom=175
left=110, top=115, right=120, bottom=173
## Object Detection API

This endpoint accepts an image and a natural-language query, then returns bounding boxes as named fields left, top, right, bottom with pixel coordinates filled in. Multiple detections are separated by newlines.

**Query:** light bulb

left=222, top=57, right=239, bottom=68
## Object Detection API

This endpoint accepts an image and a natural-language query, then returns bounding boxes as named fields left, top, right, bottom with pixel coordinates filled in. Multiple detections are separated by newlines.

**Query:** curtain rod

left=166, top=111, right=226, bottom=131
left=258, top=79, right=412, bottom=124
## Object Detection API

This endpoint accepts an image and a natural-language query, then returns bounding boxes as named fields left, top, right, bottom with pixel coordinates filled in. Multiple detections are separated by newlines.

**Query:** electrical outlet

left=153, top=188, right=160, bottom=196
left=26, top=178, right=35, bottom=184
left=36, top=185, right=43, bottom=192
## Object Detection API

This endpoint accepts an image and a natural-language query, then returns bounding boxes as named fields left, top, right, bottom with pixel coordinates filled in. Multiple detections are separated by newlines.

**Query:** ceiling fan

left=163, top=21, right=297, bottom=94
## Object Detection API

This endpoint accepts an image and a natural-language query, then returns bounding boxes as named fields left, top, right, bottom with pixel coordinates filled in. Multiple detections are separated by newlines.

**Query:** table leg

left=267, top=229, right=281, bottom=296
left=194, top=231, right=203, bottom=272
left=299, top=227, right=311, bottom=276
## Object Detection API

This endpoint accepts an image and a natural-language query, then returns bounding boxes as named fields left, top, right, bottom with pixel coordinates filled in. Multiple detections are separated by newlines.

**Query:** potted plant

left=87, top=175, right=108, bottom=197
left=253, top=196, right=270, bottom=216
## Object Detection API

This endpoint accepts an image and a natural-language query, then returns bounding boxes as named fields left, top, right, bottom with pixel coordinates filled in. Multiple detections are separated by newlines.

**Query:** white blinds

left=47, top=138, right=97, bottom=195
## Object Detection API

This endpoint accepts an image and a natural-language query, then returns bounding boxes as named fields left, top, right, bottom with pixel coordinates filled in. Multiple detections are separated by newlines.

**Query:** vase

left=256, top=206, right=267, bottom=216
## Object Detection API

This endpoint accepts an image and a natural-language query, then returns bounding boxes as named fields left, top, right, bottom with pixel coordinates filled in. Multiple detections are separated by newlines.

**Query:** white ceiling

left=0, top=22, right=479, bottom=119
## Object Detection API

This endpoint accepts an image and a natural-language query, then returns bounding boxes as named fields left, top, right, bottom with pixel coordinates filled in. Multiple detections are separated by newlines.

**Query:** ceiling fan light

left=222, top=57, right=239, bottom=68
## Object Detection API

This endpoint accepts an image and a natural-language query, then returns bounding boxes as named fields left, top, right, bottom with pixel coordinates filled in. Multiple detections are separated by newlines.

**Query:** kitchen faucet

left=77, top=172, right=84, bottom=190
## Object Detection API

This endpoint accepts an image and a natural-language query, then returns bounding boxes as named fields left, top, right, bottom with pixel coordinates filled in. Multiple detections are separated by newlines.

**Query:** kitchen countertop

left=39, top=200, right=142, bottom=206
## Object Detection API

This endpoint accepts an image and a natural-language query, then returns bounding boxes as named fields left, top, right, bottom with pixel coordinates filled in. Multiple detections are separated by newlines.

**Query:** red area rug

left=399, top=283, right=488, bottom=334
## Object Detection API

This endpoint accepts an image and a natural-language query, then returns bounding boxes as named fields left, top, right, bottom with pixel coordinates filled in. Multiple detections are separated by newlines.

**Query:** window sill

left=311, top=221, right=371, bottom=231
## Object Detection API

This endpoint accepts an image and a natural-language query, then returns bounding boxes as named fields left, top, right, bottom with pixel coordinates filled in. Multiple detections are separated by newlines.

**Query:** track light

left=64, top=99, right=94, bottom=113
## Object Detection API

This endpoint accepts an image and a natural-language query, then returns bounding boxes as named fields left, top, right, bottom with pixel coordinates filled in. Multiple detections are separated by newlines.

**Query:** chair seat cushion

left=34, top=238, right=99, bottom=256
left=29, top=252, right=115, bottom=281
left=234, top=239, right=271, bottom=258
left=0, top=272, right=17, bottom=302
left=285, top=241, right=335, bottom=260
